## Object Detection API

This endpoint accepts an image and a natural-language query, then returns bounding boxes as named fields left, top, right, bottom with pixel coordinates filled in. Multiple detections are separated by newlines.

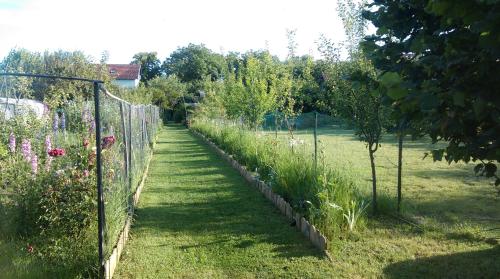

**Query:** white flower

left=289, top=138, right=305, bottom=147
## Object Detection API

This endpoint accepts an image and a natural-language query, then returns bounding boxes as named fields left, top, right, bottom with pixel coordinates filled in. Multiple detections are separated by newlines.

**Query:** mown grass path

left=115, top=125, right=336, bottom=278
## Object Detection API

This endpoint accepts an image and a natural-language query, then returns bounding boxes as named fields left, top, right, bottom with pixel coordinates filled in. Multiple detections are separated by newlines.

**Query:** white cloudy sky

left=0, top=0, right=350, bottom=63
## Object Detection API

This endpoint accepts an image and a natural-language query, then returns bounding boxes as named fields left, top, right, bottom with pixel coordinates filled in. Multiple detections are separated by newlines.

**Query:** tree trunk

left=397, top=133, right=403, bottom=213
left=369, top=146, right=377, bottom=214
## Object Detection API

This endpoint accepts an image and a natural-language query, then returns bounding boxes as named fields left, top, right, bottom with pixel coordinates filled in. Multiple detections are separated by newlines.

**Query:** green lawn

left=114, top=125, right=337, bottom=278
left=115, top=125, right=499, bottom=278
left=262, top=127, right=500, bottom=278
left=271, top=127, right=499, bottom=230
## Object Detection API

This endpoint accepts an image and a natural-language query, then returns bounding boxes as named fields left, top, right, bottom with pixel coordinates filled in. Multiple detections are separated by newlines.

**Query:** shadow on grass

left=131, top=127, right=326, bottom=261
left=383, top=246, right=500, bottom=279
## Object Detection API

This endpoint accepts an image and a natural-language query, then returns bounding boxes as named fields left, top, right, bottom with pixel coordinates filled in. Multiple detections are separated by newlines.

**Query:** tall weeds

left=191, top=119, right=367, bottom=238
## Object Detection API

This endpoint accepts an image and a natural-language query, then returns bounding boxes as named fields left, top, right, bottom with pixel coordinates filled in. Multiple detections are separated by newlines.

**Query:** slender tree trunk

left=397, top=132, right=403, bottom=213
left=369, top=146, right=377, bottom=214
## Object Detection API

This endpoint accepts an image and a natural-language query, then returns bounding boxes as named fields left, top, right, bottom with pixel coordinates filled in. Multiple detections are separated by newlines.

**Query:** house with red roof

left=107, top=64, right=141, bottom=88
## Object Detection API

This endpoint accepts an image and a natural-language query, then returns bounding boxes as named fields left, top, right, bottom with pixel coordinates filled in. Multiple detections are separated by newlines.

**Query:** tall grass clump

left=191, top=118, right=367, bottom=239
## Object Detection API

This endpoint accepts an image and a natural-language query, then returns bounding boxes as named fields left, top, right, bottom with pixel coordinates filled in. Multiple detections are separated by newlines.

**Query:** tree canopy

left=131, top=52, right=162, bottom=84
left=162, top=44, right=225, bottom=84
left=363, top=0, right=500, bottom=183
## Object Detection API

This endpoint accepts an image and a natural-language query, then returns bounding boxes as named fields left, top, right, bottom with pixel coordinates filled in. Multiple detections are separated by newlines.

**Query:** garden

left=0, top=53, right=160, bottom=278
left=1, top=0, right=499, bottom=278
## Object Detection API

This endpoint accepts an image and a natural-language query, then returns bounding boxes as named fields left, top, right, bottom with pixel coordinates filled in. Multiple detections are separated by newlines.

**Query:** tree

left=147, top=76, right=186, bottom=110
left=363, top=0, right=500, bottom=187
left=337, top=0, right=366, bottom=59
left=162, top=44, right=225, bottom=91
left=338, top=61, right=389, bottom=214
left=286, top=28, right=298, bottom=59
left=334, top=0, right=391, bottom=213
left=131, top=52, right=162, bottom=84
left=1, top=49, right=106, bottom=108
left=240, top=54, right=279, bottom=129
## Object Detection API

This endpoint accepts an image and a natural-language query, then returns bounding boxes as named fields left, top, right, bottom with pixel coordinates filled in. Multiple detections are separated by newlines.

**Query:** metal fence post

left=314, top=111, right=318, bottom=174
left=93, top=81, right=106, bottom=279
left=119, top=102, right=131, bottom=219
left=128, top=104, right=133, bottom=215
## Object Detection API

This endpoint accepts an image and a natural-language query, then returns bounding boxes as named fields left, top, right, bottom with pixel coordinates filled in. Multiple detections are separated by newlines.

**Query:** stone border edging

left=190, top=130, right=329, bottom=252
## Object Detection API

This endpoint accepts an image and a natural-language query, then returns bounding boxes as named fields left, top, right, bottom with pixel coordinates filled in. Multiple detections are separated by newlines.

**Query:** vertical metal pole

left=93, top=81, right=105, bottom=279
left=119, top=102, right=131, bottom=218
left=314, top=111, right=318, bottom=174
left=128, top=105, right=133, bottom=215
left=119, top=102, right=128, bottom=179
left=397, top=121, right=404, bottom=213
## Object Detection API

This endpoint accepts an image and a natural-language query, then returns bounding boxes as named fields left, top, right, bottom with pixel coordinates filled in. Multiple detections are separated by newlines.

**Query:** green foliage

left=0, top=112, right=97, bottom=271
left=131, top=52, right=163, bottom=84
left=191, top=119, right=364, bottom=238
left=0, top=48, right=113, bottom=108
left=363, top=0, right=500, bottom=184
left=147, top=76, right=186, bottom=110
left=163, top=44, right=225, bottom=91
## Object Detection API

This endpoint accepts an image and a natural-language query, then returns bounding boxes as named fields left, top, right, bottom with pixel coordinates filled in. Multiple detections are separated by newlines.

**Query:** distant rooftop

left=107, top=64, right=141, bottom=80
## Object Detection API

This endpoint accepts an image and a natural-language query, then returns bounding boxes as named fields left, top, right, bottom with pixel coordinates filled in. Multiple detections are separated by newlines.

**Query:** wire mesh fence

left=201, top=111, right=410, bottom=200
left=0, top=74, right=159, bottom=276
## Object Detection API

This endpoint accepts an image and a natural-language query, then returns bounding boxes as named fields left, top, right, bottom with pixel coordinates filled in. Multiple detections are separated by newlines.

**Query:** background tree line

left=2, top=0, right=498, bottom=213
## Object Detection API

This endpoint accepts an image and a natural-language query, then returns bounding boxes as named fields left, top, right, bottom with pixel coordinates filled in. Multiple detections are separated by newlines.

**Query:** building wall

left=112, top=79, right=140, bottom=88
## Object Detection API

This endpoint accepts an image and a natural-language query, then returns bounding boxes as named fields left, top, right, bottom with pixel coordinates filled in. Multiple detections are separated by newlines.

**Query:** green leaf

left=379, top=72, right=402, bottom=88
left=421, top=94, right=439, bottom=110
left=473, top=99, right=486, bottom=119
left=453, top=91, right=465, bottom=107
left=386, top=87, right=408, bottom=100
left=376, top=27, right=388, bottom=36
left=370, top=89, right=381, bottom=97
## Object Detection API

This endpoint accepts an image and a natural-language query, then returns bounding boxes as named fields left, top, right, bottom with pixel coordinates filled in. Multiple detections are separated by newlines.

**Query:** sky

left=0, top=0, right=351, bottom=63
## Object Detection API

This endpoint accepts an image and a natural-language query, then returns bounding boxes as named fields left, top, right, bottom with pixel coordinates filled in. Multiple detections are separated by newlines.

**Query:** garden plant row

left=191, top=130, right=329, bottom=252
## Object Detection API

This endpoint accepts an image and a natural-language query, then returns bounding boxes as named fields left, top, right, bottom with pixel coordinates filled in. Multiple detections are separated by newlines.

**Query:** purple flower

left=21, top=139, right=31, bottom=162
left=9, top=132, right=15, bottom=153
left=60, top=112, right=66, bottom=130
left=53, top=112, right=59, bottom=133
left=45, top=135, right=52, bottom=154
left=31, top=154, right=38, bottom=175
left=45, top=135, right=53, bottom=170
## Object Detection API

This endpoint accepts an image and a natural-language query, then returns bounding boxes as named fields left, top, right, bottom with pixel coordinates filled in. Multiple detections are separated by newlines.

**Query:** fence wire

left=260, top=111, right=405, bottom=198
left=0, top=74, right=159, bottom=274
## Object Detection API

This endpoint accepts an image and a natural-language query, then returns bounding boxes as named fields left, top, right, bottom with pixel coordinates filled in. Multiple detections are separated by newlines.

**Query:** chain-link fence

left=260, top=111, right=408, bottom=199
left=0, top=73, right=159, bottom=277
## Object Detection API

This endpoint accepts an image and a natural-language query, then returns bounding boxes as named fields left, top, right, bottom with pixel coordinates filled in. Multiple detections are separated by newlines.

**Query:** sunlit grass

left=114, top=125, right=338, bottom=278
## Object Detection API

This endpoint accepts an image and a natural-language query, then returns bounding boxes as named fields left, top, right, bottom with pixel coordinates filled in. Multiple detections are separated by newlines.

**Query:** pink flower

left=45, top=135, right=52, bottom=154
left=31, top=154, right=38, bottom=175
left=83, top=169, right=90, bottom=177
left=27, top=244, right=34, bottom=253
left=21, top=139, right=31, bottom=162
